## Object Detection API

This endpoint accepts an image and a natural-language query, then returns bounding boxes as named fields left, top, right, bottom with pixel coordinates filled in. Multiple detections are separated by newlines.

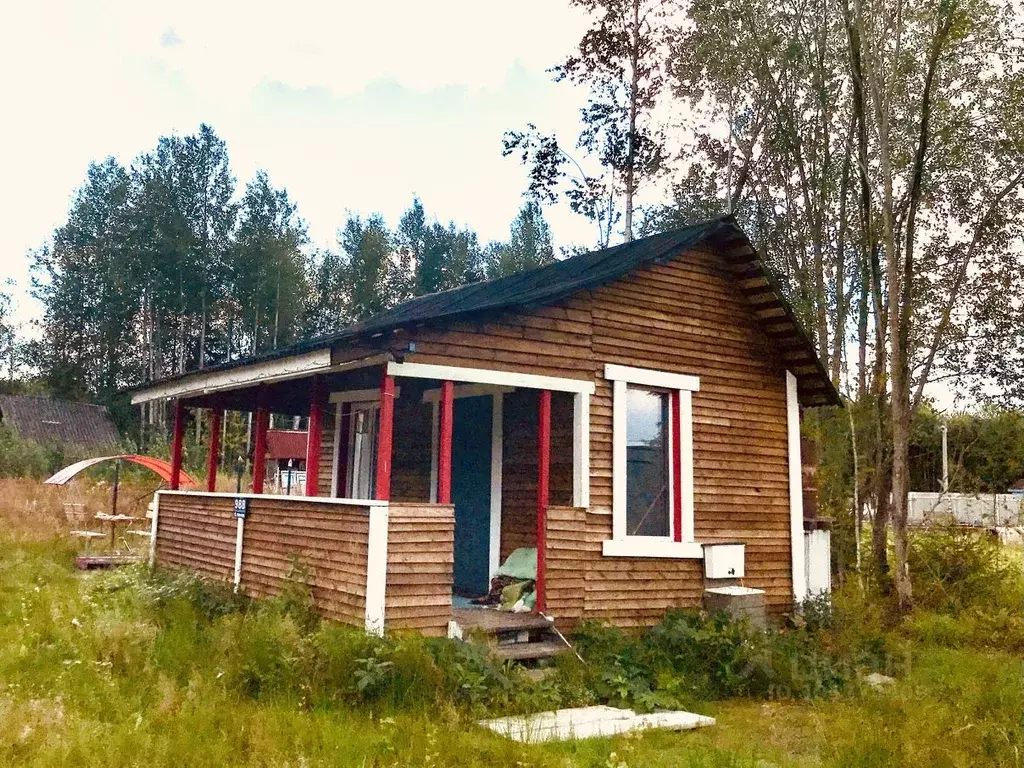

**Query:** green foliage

left=485, top=202, right=556, bottom=278
left=0, top=425, right=53, bottom=479
left=1, top=535, right=1022, bottom=766
left=908, top=525, right=1023, bottom=614
left=569, top=609, right=849, bottom=707
left=0, top=425, right=101, bottom=480
left=911, top=404, right=1024, bottom=493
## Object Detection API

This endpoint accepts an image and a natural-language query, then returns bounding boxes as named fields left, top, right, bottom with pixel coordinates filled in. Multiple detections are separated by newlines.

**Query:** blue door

left=452, top=395, right=492, bottom=596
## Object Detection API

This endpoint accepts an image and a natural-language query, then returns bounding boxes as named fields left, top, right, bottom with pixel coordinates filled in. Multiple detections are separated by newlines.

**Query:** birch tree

left=505, top=0, right=677, bottom=244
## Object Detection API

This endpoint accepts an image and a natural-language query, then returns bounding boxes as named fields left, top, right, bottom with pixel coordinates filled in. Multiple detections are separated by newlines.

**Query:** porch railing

left=150, top=491, right=454, bottom=636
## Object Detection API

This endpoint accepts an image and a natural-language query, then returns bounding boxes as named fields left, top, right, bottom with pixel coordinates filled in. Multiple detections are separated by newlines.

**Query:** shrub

left=566, top=610, right=849, bottom=708
left=94, top=565, right=249, bottom=623
left=908, top=525, right=1023, bottom=614
left=0, top=426, right=52, bottom=479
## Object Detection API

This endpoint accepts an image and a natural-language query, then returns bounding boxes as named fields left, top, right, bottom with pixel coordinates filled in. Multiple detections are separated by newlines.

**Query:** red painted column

left=305, top=377, right=324, bottom=497
left=671, top=391, right=683, bottom=542
left=252, top=392, right=269, bottom=494
left=169, top=399, right=185, bottom=491
left=336, top=402, right=352, bottom=497
left=206, top=409, right=223, bottom=493
left=437, top=380, right=454, bottom=505
left=374, top=371, right=395, bottom=501
left=536, top=390, right=551, bottom=613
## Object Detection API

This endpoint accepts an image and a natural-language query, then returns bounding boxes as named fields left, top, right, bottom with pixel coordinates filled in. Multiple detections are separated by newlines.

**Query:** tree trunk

left=199, top=289, right=207, bottom=370
left=872, top=462, right=892, bottom=578
left=623, top=0, right=640, bottom=242
left=273, top=267, right=281, bottom=349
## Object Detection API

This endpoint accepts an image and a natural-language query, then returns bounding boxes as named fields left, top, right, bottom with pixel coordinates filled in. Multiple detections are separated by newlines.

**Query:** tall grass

left=0, top=479, right=1022, bottom=766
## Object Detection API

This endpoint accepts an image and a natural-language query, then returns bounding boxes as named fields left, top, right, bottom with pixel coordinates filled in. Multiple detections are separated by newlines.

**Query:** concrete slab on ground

left=480, top=705, right=715, bottom=743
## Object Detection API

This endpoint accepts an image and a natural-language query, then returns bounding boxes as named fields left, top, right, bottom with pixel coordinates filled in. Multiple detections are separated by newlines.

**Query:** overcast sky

left=0, top=1, right=600, bottom=328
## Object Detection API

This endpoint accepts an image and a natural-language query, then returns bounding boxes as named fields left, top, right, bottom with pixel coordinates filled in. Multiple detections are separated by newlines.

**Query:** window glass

left=625, top=386, right=670, bottom=536
left=348, top=406, right=378, bottom=499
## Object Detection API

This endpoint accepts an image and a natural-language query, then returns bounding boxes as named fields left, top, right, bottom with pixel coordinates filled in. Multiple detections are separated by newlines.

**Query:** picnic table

left=93, top=513, right=143, bottom=548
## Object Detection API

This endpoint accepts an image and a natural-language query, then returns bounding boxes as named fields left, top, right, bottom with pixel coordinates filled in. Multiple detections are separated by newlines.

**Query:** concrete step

left=493, top=639, right=569, bottom=661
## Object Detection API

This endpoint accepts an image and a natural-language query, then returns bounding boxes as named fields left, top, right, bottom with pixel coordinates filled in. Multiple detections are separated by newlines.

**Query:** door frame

left=425, top=385, right=507, bottom=580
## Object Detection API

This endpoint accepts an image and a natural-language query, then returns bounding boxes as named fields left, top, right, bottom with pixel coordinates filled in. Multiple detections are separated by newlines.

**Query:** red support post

left=305, top=377, right=324, bottom=497
left=252, top=392, right=269, bottom=494
left=374, top=371, right=395, bottom=501
left=206, top=409, right=223, bottom=493
left=169, top=399, right=185, bottom=491
left=336, top=402, right=352, bottom=497
left=437, top=380, right=454, bottom=505
left=536, top=390, right=551, bottom=613
left=671, top=390, right=683, bottom=542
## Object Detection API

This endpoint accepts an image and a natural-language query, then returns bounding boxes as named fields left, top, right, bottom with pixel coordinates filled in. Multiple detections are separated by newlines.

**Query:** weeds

left=909, top=524, right=1023, bottom=614
left=0, top=479, right=1022, bottom=766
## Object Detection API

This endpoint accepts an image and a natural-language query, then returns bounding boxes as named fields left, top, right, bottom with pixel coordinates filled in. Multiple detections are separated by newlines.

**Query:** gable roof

left=0, top=395, right=120, bottom=448
left=134, top=214, right=841, bottom=407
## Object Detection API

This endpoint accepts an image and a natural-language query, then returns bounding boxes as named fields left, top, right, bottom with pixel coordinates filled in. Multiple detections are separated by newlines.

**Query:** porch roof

left=130, top=214, right=841, bottom=408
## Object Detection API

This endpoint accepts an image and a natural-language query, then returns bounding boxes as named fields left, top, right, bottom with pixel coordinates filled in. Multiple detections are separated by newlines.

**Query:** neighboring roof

left=0, top=395, right=120, bottom=448
left=265, top=430, right=308, bottom=460
left=134, top=214, right=841, bottom=407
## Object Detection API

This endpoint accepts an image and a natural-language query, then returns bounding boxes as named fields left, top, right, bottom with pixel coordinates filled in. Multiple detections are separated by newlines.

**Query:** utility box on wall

left=702, top=543, right=745, bottom=580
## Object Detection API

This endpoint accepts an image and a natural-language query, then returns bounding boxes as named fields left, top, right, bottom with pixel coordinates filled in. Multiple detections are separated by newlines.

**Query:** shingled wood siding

left=391, top=399, right=433, bottom=502
left=544, top=505, right=587, bottom=622
left=385, top=503, right=455, bottom=636
left=592, top=249, right=793, bottom=619
left=238, top=498, right=371, bottom=625
left=154, top=494, right=236, bottom=581
left=320, top=244, right=798, bottom=624
left=317, top=406, right=336, bottom=496
left=154, top=493, right=374, bottom=627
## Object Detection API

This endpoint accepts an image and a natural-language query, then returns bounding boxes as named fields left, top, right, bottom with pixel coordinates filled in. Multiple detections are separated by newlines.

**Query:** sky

left=0, top=0, right=598, bottom=329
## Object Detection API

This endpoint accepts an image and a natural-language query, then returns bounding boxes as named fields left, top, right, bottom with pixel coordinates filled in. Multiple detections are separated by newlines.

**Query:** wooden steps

left=452, top=607, right=570, bottom=664
left=493, top=640, right=568, bottom=661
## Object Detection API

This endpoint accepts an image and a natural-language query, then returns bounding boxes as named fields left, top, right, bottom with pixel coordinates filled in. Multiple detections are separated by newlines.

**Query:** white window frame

left=603, top=363, right=702, bottom=559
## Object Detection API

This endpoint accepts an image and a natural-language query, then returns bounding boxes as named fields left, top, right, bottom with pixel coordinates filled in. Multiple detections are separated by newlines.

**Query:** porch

left=146, top=354, right=595, bottom=634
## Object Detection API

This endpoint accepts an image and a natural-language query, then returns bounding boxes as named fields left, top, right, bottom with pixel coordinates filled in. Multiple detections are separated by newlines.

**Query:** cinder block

left=704, top=586, right=766, bottom=629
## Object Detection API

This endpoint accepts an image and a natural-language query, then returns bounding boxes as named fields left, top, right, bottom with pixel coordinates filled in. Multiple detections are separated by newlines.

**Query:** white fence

left=907, top=492, right=1024, bottom=527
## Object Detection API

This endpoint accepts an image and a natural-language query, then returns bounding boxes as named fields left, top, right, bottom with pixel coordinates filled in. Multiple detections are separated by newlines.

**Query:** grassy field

left=1, top=478, right=1021, bottom=767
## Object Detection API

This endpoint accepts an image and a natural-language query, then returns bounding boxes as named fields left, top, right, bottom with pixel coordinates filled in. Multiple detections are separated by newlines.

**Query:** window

left=625, top=387, right=671, bottom=537
left=347, top=403, right=379, bottom=499
left=604, top=364, right=701, bottom=559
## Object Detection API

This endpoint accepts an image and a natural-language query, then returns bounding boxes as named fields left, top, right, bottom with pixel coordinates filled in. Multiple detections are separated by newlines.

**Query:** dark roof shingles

left=0, top=395, right=120, bottom=448
left=135, top=215, right=841, bottom=406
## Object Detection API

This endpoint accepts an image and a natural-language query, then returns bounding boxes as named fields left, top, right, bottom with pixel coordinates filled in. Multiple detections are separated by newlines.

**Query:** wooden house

left=265, top=429, right=308, bottom=494
left=131, top=215, right=839, bottom=638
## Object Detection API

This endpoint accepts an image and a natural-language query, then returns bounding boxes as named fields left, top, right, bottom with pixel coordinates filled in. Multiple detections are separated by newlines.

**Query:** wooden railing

left=151, top=492, right=454, bottom=635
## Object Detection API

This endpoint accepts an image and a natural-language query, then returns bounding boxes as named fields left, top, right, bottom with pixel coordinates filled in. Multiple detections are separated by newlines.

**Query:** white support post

left=573, top=392, right=591, bottom=509
left=489, top=393, right=504, bottom=578
left=233, top=516, right=245, bottom=592
left=429, top=401, right=439, bottom=503
left=611, top=379, right=627, bottom=539
left=330, top=402, right=343, bottom=498
left=365, top=505, right=390, bottom=636
left=148, top=493, right=161, bottom=568
left=679, top=389, right=695, bottom=543
left=786, top=371, right=808, bottom=605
